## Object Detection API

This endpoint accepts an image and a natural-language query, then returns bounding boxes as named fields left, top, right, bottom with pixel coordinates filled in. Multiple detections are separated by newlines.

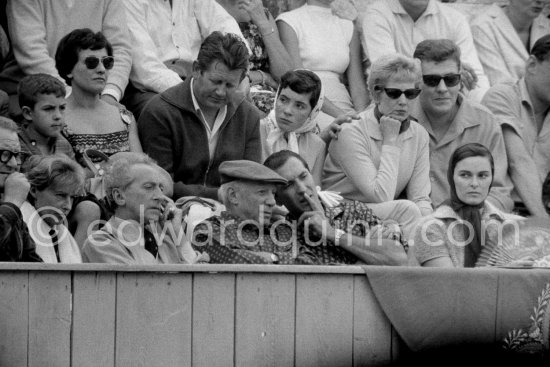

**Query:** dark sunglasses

left=84, top=56, right=115, bottom=70
left=375, top=86, right=421, bottom=100
left=422, top=73, right=461, bottom=87
left=0, top=150, right=24, bottom=164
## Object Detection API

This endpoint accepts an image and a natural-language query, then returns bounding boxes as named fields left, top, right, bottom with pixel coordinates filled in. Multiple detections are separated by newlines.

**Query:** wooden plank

left=235, top=273, right=295, bottom=366
left=295, top=274, right=354, bottom=367
left=115, top=272, right=192, bottom=367
left=0, top=263, right=366, bottom=274
left=352, top=275, right=392, bottom=366
left=192, top=273, right=235, bottom=367
left=0, top=272, right=28, bottom=366
left=28, top=271, right=72, bottom=367
left=72, top=272, right=116, bottom=367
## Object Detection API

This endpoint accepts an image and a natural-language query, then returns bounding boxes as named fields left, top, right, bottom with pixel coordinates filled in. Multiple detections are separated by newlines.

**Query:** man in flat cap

left=192, top=159, right=296, bottom=264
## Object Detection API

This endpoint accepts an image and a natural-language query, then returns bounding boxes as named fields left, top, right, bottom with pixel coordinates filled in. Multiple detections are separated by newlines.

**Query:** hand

left=101, top=94, right=123, bottom=108
left=298, top=192, right=334, bottom=241
left=320, top=112, right=360, bottom=142
left=460, top=62, right=478, bottom=91
left=238, top=0, right=270, bottom=27
left=3, top=172, right=30, bottom=207
left=379, top=115, right=401, bottom=144
left=263, top=72, right=278, bottom=89
left=271, top=204, right=289, bottom=221
left=161, top=196, right=185, bottom=238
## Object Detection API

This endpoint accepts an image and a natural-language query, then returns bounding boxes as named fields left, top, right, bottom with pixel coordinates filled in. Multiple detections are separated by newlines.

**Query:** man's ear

left=21, top=106, right=33, bottom=122
left=29, top=186, right=37, bottom=200
left=192, top=61, right=201, bottom=78
left=111, top=188, right=126, bottom=207
left=526, top=56, right=538, bottom=76
left=227, top=186, right=239, bottom=206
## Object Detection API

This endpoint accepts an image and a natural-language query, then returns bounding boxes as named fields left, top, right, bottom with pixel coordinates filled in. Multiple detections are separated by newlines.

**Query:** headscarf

left=265, top=74, right=325, bottom=156
left=442, top=144, right=494, bottom=267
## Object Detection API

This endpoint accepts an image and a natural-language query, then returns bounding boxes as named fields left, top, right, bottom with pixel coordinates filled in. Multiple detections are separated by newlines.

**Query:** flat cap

left=219, top=160, right=288, bottom=185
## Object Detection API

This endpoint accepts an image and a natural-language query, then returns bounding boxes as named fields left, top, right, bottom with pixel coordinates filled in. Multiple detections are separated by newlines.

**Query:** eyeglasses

left=422, top=73, right=461, bottom=87
left=0, top=150, right=24, bottom=164
left=375, top=86, right=421, bottom=100
left=84, top=56, right=115, bottom=70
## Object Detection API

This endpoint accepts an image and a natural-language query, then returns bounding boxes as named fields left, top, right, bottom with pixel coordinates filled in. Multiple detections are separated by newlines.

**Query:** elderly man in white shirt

left=360, top=0, right=490, bottom=102
left=121, top=0, right=249, bottom=119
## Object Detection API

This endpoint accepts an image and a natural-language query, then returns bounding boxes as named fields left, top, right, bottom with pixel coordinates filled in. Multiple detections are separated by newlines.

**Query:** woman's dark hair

left=278, top=70, right=322, bottom=109
left=55, top=28, right=113, bottom=86
left=447, top=143, right=494, bottom=190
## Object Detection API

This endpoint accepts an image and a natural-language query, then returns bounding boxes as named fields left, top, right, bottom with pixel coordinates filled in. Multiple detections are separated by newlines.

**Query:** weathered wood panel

left=28, top=272, right=72, bottom=367
left=295, top=274, right=355, bottom=367
left=352, top=275, right=392, bottom=366
left=72, top=272, right=116, bottom=367
left=0, top=272, right=28, bottom=367
left=192, top=273, right=236, bottom=367
left=115, top=273, right=193, bottom=367
left=235, top=273, right=296, bottom=366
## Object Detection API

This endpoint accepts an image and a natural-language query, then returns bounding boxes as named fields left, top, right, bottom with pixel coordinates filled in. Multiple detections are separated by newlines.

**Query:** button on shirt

left=190, top=78, right=227, bottom=160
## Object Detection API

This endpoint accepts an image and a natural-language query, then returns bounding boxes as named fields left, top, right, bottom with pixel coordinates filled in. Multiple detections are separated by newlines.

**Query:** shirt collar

left=389, top=0, right=438, bottom=17
left=518, top=77, right=534, bottom=108
left=364, top=106, right=414, bottom=141
left=433, top=201, right=508, bottom=222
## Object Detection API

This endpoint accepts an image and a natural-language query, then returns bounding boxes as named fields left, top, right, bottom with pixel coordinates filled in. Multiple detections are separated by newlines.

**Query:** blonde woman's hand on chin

left=379, top=115, right=401, bottom=146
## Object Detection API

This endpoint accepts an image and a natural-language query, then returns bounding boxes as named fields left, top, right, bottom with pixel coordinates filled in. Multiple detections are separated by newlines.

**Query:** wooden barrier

left=0, top=264, right=401, bottom=367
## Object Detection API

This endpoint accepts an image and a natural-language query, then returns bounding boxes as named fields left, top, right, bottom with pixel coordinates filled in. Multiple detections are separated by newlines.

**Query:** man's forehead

left=277, top=158, right=309, bottom=180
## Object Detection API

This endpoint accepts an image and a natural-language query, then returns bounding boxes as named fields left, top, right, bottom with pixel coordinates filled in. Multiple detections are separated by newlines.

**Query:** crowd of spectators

left=0, top=0, right=550, bottom=269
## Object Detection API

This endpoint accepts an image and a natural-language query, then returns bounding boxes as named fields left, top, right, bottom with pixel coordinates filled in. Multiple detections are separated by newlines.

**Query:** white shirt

left=123, top=0, right=248, bottom=93
left=361, top=0, right=489, bottom=101
left=190, top=78, right=227, bottom=160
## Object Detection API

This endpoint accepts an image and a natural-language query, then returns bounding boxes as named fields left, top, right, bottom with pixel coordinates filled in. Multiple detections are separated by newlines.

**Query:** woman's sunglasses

left=84, top=56, right=115, bottom=70
left=422, top=73, right=461, bottom=87
left=0, top=150, right=25, bottom=164
left=375, top=86, right=421, bottom=100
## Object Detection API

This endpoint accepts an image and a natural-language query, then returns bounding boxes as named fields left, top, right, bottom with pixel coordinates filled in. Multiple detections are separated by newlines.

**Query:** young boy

left=17, top=73, right=75, bottom=164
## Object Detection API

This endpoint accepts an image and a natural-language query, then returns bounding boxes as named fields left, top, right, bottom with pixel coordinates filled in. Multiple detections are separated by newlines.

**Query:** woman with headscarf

left=414, top=143, right=525, bottom=268
left=261, top=69, right=353, bottom=186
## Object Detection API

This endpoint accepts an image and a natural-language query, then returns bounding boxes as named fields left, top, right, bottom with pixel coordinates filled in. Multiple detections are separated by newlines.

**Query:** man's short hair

left=0, top=116, right=19, bottom=133
left=18, top=73, right=66, bottom=110
left=55, top=28, right=113, bottom=86
left=196, top=31, right=249, bottom=78
left=413, top=39, right=462, bottom=69
left=24, top=154, right=85, bottom=195
left=104, top=152, right=157, bottom=207
left=531, top=34, right=550, bottom=62
left=263, top=150, right=310, bottom=172
left=218, top=180, right=246, bottom=208
left=279, top=70, right=322, bottom=109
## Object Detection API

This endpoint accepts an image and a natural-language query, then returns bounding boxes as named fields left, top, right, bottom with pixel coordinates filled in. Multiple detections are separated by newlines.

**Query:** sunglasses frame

left=422, top=73, right=462, bottom=88
left=375, top=86, right=421, bottom=100
left=84, top=56, right=115, bottom=70
left=0, top=149, right=24, bottom=164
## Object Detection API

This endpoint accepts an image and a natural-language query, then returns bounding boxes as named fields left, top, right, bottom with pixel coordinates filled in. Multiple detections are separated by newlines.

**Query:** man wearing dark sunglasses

left=483, top=35, right=550, bottom=219
left=139, top=32, right=261, bottom=202
left=411, top=39, right=514, bottom=212
left=0, top=117, right=42, bottom=262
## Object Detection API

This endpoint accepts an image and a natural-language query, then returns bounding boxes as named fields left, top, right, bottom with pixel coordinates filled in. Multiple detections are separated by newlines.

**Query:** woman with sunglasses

left=413, top=143, right=527, bottom=268
left=54, top=28, right=142, bottom=166
left=20, top=155, right=86, bottom=263
left=323, top=53, right=431, bottom=239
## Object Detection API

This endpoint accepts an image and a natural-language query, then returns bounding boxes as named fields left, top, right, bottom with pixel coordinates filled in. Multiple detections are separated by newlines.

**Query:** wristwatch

left=334, top=229, right=346, bottom=245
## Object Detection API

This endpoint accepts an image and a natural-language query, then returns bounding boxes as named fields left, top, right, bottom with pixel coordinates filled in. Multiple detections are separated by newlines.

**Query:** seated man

left=411, top=39, right=513, bottom=212
left=264, top=150, right=410, bottom=266
left=0, top=117, right=42, bottom=261
left=361, top=0, right=489, bottom=101
left=82, top=153, right=194, bottom=264
left=482, top=35, right=550, bottom=219
left=121, top=0, right=248, bottom=119
left=139, top=31, right=261, bottom=201
left=0, top=0, right=132, bottom=116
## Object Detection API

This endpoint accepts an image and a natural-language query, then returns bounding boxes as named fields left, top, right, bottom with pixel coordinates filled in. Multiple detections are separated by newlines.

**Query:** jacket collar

left=433, top=201, right=510, bottom=222
left=389, top=0, right=438, bottom=17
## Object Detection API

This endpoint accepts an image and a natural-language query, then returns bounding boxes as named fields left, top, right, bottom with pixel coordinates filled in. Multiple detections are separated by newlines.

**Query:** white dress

left=277, top=4, right=355, bottom=128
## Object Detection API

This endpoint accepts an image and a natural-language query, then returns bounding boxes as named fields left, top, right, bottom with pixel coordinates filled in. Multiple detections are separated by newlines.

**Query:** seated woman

left=277, top=0, right=368, bottom=129
left=217, top=0, right=293, bottom=115
left=261, top=69, right=352, bottom=185
left=54, top=28, right=142, bottom=164
left=471, top=0, right=547, bottom=85
left=323, top=53, right=431, bottom=239
left=20, top=155, right=85, bottom=263
left=414, top=143, right=525, bottom=268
